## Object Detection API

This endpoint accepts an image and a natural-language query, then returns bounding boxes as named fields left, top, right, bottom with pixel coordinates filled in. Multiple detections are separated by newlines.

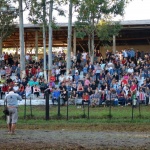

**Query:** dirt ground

left=0, top=128, right=150, bottom=150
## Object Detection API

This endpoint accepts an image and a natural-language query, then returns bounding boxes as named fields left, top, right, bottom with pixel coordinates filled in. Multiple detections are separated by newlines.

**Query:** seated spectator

left=33, top=85, right=41, bottom=98
left=99, top=90, right=106, bottom=105
left=1, top=83, right=9, bottom=98
left=28, top=78, right=35, bottom=87
left=106, top=89, right=117, bottom=106
left=21, top=78, right=28, bottom=88
left=91, top=81, right=97, bottom=93
left=50, top=74, right=56, bottom=82
left=127, top=66, right=134, bottom=74
left=13, top=83, right=19, bottom=93
left=138, top=88, right=146, bottom=104
left=40, top=80, right=48, bottom=93
left=6, top=75, right=13, bottom=85
left=5, top=65, right=11, bottom=76
left=77, top=82, right=84, bottom=98
left=126, top=90, right=132, bottom=105
left=52, top=88, right=61, bottom=105
left=17, top=83, right=25, bottom=98
left=71, top=82, right=77, bottom=92
left=74, top=72, right=80, bottom=84
left=0, top=67, right=6, bottom=77
left=11, top=64, right=17, bottom=74
left=145, top=87, right=150, bottom=105
left=55, top=67, right=60, bottom=82
left=90, top=89, right=100, bottom=107
left=86, top=87, right=93, bottom=96
left=69, top=90, right=77, bottom=105
left=82, top=92, right=90, bottom=108
left=14, top=75, right=21, bottom=84
left=84, top=77, right=91, bottom=91
left=83, top=64, right=88, bottom=76
left=61, top=87, right=68, bottom=105
left=117, top=90, right=126, bottom=106
left=25, top=83, right=32, bottom=97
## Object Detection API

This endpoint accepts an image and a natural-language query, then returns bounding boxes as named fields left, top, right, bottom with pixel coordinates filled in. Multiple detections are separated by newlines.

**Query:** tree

left=75, top=0, right=129, bottom=62
left=0, top=0, right=18, bottom=55
left=66, top=0, right=73, bottom=74
left=26, top=0, right=66, bottom=81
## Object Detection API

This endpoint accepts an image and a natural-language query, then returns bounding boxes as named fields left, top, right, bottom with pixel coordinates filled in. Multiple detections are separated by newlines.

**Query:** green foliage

left=25, top=0, right=66, bottom=30
left=96, top=21, right=122, bottom=41
left=74, top=0, right=128, bottom=43
left=0, top=0, right=18, bottom=40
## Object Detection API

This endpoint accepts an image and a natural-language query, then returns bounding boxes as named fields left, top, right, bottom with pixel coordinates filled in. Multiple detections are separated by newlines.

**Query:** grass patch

left=0, top=105, right=150, bottom=131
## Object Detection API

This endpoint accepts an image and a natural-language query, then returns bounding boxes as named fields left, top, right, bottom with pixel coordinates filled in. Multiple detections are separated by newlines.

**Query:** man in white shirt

left=82, top=51, right=87, bottom=63
left=127, top=66, right=134, bottom=74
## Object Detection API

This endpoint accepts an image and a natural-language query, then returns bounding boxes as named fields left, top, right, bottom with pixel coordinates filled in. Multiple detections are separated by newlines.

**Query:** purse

left=3, top=107, right=9, bottom=116
left=3, top=97, right=9, bottom=116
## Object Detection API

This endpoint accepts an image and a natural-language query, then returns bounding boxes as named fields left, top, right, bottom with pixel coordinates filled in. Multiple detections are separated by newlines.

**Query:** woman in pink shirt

left=84, top=78, right=91, bottom=87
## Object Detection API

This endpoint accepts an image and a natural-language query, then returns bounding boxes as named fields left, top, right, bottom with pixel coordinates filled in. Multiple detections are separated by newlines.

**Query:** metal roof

left=20, top=20, right=150, bottom=28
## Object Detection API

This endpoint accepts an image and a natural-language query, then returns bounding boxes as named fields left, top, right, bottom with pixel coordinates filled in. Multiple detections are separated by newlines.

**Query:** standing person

left=4, top=88, right=22, bottom=135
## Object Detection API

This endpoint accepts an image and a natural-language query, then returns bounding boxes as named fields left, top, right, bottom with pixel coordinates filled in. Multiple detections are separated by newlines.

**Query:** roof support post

left=19, top=0, right=25, bottom=79
left=35, top=30, right=38, bottom=61
left=113, top=35, right=116, bottom=54
left=73, top=29, right=76, bottom=56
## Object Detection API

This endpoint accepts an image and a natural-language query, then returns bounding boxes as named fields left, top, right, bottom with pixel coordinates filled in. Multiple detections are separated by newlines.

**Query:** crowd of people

left=0, top=48, right=150, bottom=107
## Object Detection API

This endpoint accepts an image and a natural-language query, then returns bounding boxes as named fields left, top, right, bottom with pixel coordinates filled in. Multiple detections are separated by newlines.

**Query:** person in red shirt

left=18, top=83, right=25, bottom=98
left=31, top=66, right=36, bottom=75
left=130, top=81, right=137, bottom=95
left=1, top=83, right=9, bottom=98
left=82, top=92, right=90, bottom=108
left=50, top=74, right=56, bottom=82
left=121, top=57, right=127, bottom=66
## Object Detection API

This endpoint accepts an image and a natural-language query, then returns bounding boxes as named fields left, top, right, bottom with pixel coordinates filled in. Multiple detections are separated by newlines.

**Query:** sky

left=122, top=0, right=150, bottom=21
left=23, top=0, right=150, bottom=24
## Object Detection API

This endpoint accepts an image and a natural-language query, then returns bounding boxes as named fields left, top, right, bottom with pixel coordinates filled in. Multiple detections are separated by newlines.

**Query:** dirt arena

left=0, top=128, right=150, bottom=150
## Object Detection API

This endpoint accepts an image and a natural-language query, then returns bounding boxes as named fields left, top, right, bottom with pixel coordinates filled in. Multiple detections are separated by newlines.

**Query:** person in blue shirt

left=4, top=88, right=22, bottom=135
left=52, top=88, right=60, bottom=105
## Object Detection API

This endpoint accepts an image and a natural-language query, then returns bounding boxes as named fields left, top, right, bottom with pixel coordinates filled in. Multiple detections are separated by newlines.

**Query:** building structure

left=2, top=20, right=150, bottom=57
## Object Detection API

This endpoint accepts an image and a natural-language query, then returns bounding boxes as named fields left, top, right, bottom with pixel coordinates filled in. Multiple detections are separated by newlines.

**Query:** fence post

left=30, top=97, right=33, bottom=117
left=45, top=91, right=49, bottom=120
left=24, top=92, right=26, bottom=119
left=132, top=102, right=134, bottom=120
left=67, top=99, right=68, bottom=120
left=109, top=93, right=112, bottom=119
left=57, top=97, right=60, bottom=117
left=87, top=101, right=89, bottom=119
left=139, top=102, right=141, bottom=118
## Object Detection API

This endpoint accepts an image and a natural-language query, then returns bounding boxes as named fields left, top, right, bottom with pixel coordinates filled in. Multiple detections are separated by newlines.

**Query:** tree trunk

left=48, top=0, right=53, bottom=82
left=66, top=0, right=72, bottom=75
left=0, top=38, right=2, bottom=56
left=43, top=0, right=47, bottom=81
left=19, top=0, right=25, bottom=79
left=91, top=31, right=94, bottom=63
left=88, top=35, right=91, bottom=55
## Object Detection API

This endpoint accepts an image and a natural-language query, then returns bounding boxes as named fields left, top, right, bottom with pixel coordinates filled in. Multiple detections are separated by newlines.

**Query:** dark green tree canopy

left=74, top=0, right=128, bottom=41
left=0, top=0, right=18, bottom=40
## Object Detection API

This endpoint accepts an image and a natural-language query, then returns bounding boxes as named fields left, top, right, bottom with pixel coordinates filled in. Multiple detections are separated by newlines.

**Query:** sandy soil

left=0, top=129, right=150, bottom=150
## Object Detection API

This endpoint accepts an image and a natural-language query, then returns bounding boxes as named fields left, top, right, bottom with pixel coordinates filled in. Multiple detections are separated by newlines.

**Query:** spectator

left=33, top=85, right=40, bottom=98
left=52, top=88, right=61, bottom=105
left=25, top=83, right=32, bottom=97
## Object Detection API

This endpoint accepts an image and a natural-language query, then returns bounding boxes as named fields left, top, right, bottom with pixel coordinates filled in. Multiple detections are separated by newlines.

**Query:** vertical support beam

left=73, top=29, right=76, bottom=56
left=66, top=0, right=72, bottom=75
left=35, top=30, right=38, bottom=60
left=19, top=0, right=25, bottom=79
left=48, top=0, right=53, bottom=82
left=113, top=35, right=116, bottom=54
